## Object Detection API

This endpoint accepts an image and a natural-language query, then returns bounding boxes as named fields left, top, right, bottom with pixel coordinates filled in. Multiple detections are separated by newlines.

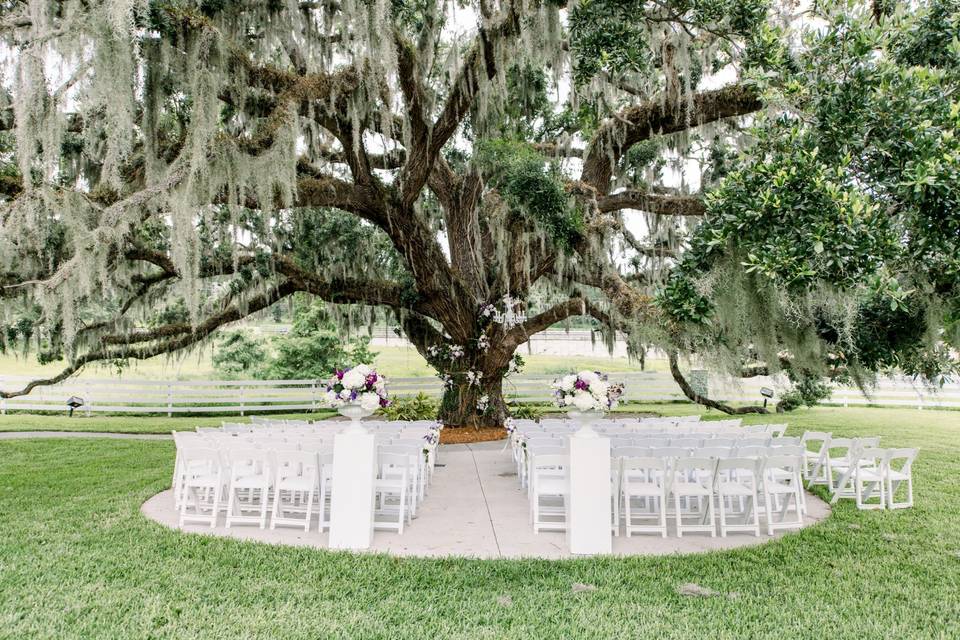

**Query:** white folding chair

left=884, top=448, right=917, bottom=510
left=531, top=454, right=569, bottom=533
left=178, top=446, right=224, bottom=528
left=271, top=450, right=319, bottom=530
left=800, top=431, right=832, bottom=486
left=715, top=457, right=761, bottom=537
left=762, top=454, right=805, bottom=535
left=766, top=423, right=789, bottom=438
left=621, top=456, right=669, bottom=537
left=852, top=447, right=888, bottom=510
left=316, top=452, right=335, bottom=532
left=671, top=457, right=717, bottom=537
left=224, top=448, right=272, bottom=529
left=374, top=452, right=409, bottom=534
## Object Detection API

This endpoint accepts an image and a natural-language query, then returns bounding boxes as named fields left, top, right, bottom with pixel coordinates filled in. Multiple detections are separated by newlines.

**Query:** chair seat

left=888, top=470, right=911, bottom=481
left=536, top=479, right=569, bottom=495
left=375, top=478, right=405, bottom=491
left=277, top=477, right=314, bottom=491
left=672, top=482, right=711, bottom=497
left=765, top=480, right=796, bottom=494
left=185, top=472, right=220, bottom=487
left=717, top=481, right=755, bottom=497
left=232, top=473, right=270, bottom=488
left=857, top=469, right=884, bottom=482
left=623, top=482, right=665, bottom=496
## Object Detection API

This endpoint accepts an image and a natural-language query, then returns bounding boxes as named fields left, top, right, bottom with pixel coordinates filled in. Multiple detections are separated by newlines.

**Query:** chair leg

left=718, top=492, right=727, bottom=538
left=271, top=487, right=282, bottom=529
left=304, top=489, right=314, bottom=532
left=259, top=486, right=268, bottom=529
left=659, top=493, right=668, bottom=538
left=674, top=492, right=683, bottom=538
left=226, top=485, right=236, bottom=528
left=398, top=484, right=406, bottom=535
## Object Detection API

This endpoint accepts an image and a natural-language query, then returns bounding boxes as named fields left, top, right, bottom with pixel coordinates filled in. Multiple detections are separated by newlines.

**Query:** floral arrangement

left=423, top=420, right=443, bottom=449
left=504, top=417, right=517, bottom=435
left=551, top=370, right=624, bottom=412
left=323, top=364, right=390, bottom=411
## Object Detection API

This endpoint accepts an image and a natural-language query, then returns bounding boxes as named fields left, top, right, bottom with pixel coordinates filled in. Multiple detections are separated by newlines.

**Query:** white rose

left=339, top=389, right=353, bottom=401
left=561, top=374, right=577, bottom=390
left=573, top=391, right=596, bottom=411
left=325, top=390, right=339, bottom=405
left=341, top=369, right=365, bottom=389
left=354, top=364, right=372, bottom=377
left=359, top=392, right=381, bottom=411
left=592, top=381, right=609, bottom=399
left=579, top=370, right=600, bottom=384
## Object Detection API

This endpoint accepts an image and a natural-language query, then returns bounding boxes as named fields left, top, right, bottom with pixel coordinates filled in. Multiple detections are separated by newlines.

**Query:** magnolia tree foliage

left=0, top=0, right=958, bottom=425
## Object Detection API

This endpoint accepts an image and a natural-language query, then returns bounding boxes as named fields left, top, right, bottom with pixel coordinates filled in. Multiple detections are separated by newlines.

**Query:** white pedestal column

left=567, top=430, right=612, bottom=555
left=328, top=428, right=377, bottom=550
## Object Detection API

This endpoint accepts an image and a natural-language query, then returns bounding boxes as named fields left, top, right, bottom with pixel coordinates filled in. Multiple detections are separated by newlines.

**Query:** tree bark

left=668, top=351, right=768, bottom=415
left=439, top=373, right=509, bottom=429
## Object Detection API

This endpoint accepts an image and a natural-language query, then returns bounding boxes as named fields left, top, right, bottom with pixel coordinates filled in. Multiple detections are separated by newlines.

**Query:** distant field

left=0, top=345, right=661, bottom=382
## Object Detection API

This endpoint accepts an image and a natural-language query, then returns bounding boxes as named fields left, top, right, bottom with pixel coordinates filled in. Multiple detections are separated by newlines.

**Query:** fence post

left=167, top=384, right=173, bottom=417
left=311, top=381, right=317, bottom=411
left=240, top=384, right=245, bottom=417
left=85, top=382, right=92, bottom=417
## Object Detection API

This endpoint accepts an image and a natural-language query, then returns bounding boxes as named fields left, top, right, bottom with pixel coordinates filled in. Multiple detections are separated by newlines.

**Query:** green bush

left=212, top=299, right=377, bottom=380
left=379, top=393, right=439, bottom=421
left=212, top=330, right=268, bottom=378
left=508, top=401, right=544, bottom=420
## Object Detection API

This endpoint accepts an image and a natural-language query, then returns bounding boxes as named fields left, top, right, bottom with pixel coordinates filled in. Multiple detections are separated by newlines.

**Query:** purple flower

left=379, top=397, right=390, bottom=408
left=365, top=373, right=378, bottom=388
left=336, top=369, right=345, bottom=380
left=574, top=378, right=589, bottom=391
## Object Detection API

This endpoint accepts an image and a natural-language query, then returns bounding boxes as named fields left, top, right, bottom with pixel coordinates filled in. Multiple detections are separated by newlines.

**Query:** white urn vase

left=338, top=402, right=375, bottom=434
left=566, top=409, right=605, bottom=437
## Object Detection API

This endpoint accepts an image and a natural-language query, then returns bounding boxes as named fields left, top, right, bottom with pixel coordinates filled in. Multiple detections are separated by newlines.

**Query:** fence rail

left=0, top=372, right=957, bottom=415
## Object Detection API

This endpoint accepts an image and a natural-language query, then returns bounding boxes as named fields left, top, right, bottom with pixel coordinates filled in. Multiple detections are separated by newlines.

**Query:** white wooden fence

left=0, top=372, right=957, bottom=415
left=0, top=372, right=960, bottom=416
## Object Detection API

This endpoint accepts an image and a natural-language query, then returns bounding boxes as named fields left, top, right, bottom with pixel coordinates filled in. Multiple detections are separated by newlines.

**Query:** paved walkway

left=143, top=443, right=830, bottom=559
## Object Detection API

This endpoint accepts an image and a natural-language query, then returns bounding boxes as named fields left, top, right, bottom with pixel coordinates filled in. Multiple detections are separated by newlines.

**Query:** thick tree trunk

left=439, top=373, right=509, bottom=428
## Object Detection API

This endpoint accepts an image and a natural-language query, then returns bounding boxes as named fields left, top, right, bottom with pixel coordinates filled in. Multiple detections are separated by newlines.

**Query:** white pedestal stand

left=328, top=409, right=377, bottom=551
left=566, top=415, right=612, bottom=556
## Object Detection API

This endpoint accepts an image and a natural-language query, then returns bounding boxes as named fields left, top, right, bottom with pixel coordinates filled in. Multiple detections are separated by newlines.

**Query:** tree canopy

left=1, top=0, right=958, bottom=424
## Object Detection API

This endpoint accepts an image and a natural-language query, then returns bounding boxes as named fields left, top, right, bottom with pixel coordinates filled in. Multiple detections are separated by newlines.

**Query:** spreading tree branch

left=581, top=84, right=763, bottom=193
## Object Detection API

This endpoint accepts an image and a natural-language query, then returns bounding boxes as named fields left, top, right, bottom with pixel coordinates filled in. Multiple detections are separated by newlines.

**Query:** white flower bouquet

left=323, top=364, right=390, bottom=412
left=551, top=370, right=624, bottom=412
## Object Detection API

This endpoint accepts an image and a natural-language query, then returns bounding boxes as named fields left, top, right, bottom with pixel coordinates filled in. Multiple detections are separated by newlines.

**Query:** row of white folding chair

left=804, top=435, right=881, bottom=497
left=821, top=441, right=916, bottom=510
left=176, top=443, right=332, bottom=530
left=528, top=451, right=805, bottom=537
left=177, top=442, right=417, bottom=533
left=618, top=454, right=805, bottom=537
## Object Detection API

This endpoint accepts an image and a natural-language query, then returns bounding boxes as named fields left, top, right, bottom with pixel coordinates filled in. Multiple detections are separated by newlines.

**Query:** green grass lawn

left=0, top=405, right=958, bottom=638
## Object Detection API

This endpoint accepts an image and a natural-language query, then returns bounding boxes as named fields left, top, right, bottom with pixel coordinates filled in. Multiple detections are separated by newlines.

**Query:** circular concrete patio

left=143, top=441, right=831, bottom=559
